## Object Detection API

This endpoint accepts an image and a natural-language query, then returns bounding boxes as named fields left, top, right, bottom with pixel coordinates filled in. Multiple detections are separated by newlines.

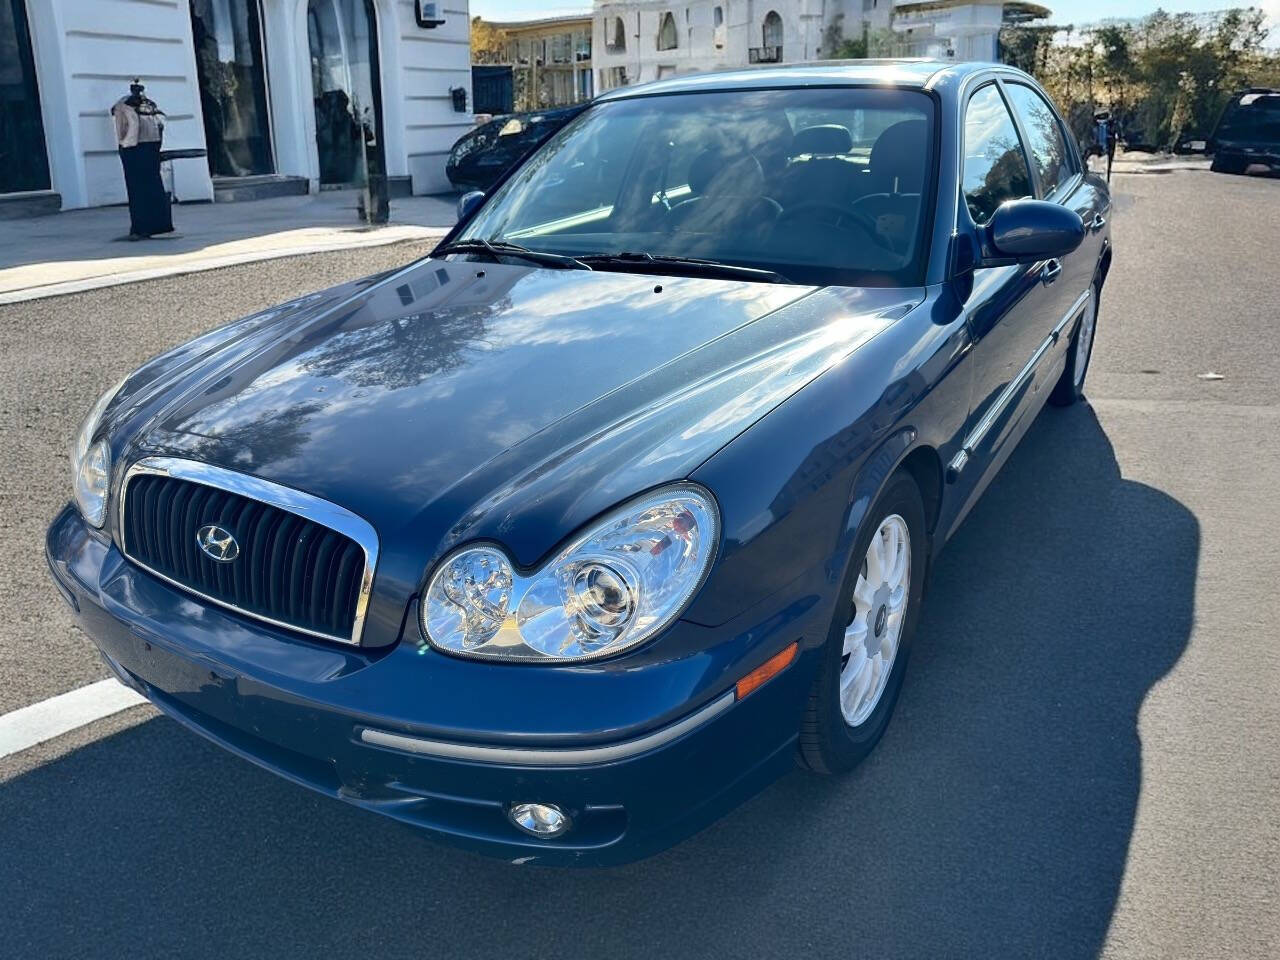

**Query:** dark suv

left=1210, top=88, right=1280, bottom=175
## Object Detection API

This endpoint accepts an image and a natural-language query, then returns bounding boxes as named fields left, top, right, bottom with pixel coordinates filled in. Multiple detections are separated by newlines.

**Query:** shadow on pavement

left=0, top=403, right=1196, bottom=959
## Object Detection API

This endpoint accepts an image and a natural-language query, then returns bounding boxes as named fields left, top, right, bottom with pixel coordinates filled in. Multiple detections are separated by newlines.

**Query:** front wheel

left=799, top=473, right=927, bottom=774
left=1049, top=283, right=1099, bottom=407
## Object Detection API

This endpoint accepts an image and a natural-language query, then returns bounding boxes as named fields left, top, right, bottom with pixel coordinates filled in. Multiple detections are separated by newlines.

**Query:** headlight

left=422, top=485, right=719, bottom=662
left=70, top=379, right=124, bottom=528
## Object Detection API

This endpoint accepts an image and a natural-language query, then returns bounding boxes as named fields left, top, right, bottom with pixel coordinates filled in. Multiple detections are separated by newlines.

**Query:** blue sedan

left=47, top=60, right=1111, bottom=865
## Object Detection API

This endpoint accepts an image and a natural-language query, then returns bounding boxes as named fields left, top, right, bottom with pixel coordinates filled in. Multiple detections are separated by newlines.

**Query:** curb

left=0, top=227, right=447, bottom=306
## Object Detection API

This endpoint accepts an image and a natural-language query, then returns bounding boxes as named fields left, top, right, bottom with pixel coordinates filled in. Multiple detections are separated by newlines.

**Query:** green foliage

left=820, top=18, right=898, bottom=59
left=1000, top=6, right=1279, bottom=150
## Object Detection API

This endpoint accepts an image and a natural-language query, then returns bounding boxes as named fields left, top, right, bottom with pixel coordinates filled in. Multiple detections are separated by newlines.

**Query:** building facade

left=590, top=0, right=1049, bottom=91
left=2, top=0, right=475, bottom=214
left=482, top=15, right=594, bottom=112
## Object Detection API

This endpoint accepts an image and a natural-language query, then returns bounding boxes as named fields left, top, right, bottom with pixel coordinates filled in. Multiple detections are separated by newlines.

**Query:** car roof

left=595, top=59, right=995, bottom=102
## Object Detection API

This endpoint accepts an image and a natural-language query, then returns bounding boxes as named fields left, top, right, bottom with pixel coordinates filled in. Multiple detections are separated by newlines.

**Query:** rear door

left=1002, top=79, right=1106, bottom=377
left=945, top=80, right=1056, bottom=524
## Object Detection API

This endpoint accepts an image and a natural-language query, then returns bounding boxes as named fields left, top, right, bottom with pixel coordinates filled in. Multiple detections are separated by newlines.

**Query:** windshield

left=1217, top=93, right=1280, bottom=145
left=456, top=88, right=937, bottom=286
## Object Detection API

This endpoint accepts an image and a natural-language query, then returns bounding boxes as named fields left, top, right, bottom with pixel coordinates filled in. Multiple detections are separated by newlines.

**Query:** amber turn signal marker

left=735, top=642, right=798, bottom=700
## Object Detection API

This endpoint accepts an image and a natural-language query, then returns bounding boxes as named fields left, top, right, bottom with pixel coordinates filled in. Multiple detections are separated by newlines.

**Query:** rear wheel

left=800, top=473, right=926, bottom=774
left=1049, top=282, right=1098, bottom=407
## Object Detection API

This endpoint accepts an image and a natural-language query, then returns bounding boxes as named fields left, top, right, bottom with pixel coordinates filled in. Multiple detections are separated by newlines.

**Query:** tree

left=471, top=17, right=509, bottom=65
left=1001, top=7, right=1279, bottom=151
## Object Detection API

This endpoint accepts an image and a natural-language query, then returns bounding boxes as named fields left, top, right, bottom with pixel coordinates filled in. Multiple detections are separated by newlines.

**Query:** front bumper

left=46, top=505, right=821, bottom=865
left=1216, top=146, right=1280, bottom=172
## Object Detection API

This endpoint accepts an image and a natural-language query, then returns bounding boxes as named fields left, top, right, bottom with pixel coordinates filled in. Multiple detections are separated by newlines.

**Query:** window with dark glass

left=763, top=11, right=783, bottom=48
left=0, top=0, right=51, bottom=193
left=1004, top=82, right=1071, bottom=197
left=657, top=12, right=677, bottom=51
left=307, top=0, right=384, bottom=186
left=608, top=16, right=626, bottom=53
left=962, top=83, right=1033, bottom=224
left=190, top=0, right=275, bottom=178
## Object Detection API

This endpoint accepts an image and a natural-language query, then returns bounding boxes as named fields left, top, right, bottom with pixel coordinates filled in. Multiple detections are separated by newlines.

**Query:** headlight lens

left=70, top=380, right=124, bottom=528
left=422, top=485, right=719, bottom=662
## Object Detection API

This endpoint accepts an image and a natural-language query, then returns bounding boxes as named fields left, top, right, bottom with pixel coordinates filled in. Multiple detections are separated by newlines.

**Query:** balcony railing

left=748, top=45, right=782, bottom=64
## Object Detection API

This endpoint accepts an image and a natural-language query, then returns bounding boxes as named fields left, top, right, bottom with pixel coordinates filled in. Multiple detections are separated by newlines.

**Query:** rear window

left=1004, top=82, right=1072, bottom=197
left=1217, top=93, right=1280, bottom=144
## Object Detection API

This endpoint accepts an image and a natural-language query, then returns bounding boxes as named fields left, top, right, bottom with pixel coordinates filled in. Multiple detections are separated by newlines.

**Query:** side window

left=962, top=83, right=1033, bottom=224
left=1004, top=82, right=1071, bottom=197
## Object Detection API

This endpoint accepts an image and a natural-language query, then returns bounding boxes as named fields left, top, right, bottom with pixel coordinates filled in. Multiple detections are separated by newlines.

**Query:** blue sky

left=470, top=0, right=1280, bottom=33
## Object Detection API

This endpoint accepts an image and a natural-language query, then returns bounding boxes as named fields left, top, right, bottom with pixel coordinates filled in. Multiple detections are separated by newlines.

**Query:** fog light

left=508, top=802, right=571, bottom=838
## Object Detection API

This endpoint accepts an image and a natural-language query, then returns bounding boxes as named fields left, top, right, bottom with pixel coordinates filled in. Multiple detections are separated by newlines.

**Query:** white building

left=2, top=0, right=475, bottom=217
left=590, top=0, right=1050, bottom=91
left=890, top=0, right=1050, bottom=60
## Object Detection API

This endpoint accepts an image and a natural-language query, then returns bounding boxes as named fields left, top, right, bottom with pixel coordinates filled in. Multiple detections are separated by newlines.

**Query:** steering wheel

left=776, top=203, right=894, bottom=252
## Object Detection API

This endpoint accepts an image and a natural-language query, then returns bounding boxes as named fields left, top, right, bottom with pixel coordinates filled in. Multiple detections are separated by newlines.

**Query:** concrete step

left=317, top=176, right=413, bottom=198
left=0, top=190, right=62, bottom=220
left=213, top=175, right=309, bottom=203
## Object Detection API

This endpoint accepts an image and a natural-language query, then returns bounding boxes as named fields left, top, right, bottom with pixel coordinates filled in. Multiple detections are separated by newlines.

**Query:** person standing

left=1092, top=111, right=1110, bottom=177
left=111, top=80, right=173, bottom=240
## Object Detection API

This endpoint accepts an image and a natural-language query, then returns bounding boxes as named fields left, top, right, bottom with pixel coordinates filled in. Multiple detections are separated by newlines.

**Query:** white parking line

left=0, top=679, right=148, bottom=760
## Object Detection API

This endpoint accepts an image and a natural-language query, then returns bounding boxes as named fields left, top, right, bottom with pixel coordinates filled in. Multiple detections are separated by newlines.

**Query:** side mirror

left=984, top=199, right=1085, bottom=265
left=456, top=190, right=485, bottom=222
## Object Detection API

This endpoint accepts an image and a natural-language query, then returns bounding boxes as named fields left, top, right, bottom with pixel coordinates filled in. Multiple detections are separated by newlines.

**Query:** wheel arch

left=835, top=430, right=945, bottom=589
left=1097, top=244, right=1112, bottom=291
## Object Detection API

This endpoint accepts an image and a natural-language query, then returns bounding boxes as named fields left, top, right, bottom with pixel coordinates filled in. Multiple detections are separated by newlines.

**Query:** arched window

left=0, top=0, right=51, bottom=192
left=713, top=6, right=724, bottom=28
left=762, top=11, right=783, bottom=49
left=608, top=16, right=626, bottom=53
left=657, top=11, right=678, bottom=51
left=191, top=0, right=275, bottom=177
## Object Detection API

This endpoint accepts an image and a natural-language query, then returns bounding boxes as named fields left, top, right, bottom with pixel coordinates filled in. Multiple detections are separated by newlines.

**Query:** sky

left=469, top=0, right=1280, bottom=35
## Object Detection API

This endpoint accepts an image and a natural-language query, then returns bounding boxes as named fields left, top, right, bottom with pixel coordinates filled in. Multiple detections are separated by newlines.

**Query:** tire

left=1049, top=282, right=1099, bottom=407
left=1210, top=155, right=1243, bottom=175
left=799, top=472, right=927, bottom=775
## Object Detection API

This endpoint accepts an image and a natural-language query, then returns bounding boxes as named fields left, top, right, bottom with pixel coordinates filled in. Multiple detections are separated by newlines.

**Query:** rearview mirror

left=984, top=199, right=1085, bottom=265
left=456, top=190, right=485, bottom=223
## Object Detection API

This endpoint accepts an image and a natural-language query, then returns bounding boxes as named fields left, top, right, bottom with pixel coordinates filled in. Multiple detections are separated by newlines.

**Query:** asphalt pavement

left=1, top=169, right=1277, bottom=959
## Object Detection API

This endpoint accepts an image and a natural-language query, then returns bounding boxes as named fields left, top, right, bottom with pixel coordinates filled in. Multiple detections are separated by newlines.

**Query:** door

left=947, top=80, right=1058, bottom=517
left=1002, top=79, right=1104, bottom=364
left=0, top=0, right=51, bottom=194
left=190, top=0, right=275, bottom=178
left=307, top=0, right=385, bottom=187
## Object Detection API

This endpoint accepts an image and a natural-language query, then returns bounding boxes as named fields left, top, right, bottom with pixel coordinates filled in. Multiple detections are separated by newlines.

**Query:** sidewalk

left=0, top=190, right=457, bottom=305
left=1094, top=149, right=1212, bottom=176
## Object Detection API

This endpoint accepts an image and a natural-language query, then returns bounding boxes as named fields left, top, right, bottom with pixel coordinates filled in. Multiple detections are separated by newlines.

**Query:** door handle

left=1041, top=259, right=1062, bottom=284
left=1089, top=213, right=1107, bottom=231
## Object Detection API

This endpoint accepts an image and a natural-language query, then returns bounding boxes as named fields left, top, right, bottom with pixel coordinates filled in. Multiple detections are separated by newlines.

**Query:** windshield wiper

left=434, top=238, right=592, bottom=271
left=577, top=251, right=791, bottom=284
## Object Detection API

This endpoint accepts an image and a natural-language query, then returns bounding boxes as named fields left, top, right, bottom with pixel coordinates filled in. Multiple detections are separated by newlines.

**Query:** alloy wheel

left=1073, top=290, right=1097, bottom=389
left=840, top=514, right=911, bottom=727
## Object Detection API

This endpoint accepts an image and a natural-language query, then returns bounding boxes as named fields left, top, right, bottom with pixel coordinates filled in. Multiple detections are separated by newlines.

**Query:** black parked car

left=1209, top=88, right=1280, bottom=175
left=446, top=104, right=589, bottom=190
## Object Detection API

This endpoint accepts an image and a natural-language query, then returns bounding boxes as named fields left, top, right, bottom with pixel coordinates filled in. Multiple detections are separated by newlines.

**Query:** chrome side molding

left=947, top=287, right=1092, bottom=483
left=359, top=692, right=736, bottom=766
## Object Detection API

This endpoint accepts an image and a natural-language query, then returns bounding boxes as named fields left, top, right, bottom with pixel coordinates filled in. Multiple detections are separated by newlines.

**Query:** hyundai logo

left=196, top=524, right=239, bottom=562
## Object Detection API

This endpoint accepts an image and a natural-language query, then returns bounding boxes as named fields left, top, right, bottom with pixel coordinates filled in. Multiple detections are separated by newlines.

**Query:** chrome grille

left=118, top=458, right=377, bottom=645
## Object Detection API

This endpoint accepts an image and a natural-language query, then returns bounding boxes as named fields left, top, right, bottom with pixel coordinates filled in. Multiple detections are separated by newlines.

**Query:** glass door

left=306, top=0, right=384, bottom=186
left=190, top=0, right=276, bottom=177
left=0, top=0, right=51, bottom=193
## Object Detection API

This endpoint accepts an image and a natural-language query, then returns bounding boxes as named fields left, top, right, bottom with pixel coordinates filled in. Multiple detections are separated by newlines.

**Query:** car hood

left=120, top=258, right=921, bottom=643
